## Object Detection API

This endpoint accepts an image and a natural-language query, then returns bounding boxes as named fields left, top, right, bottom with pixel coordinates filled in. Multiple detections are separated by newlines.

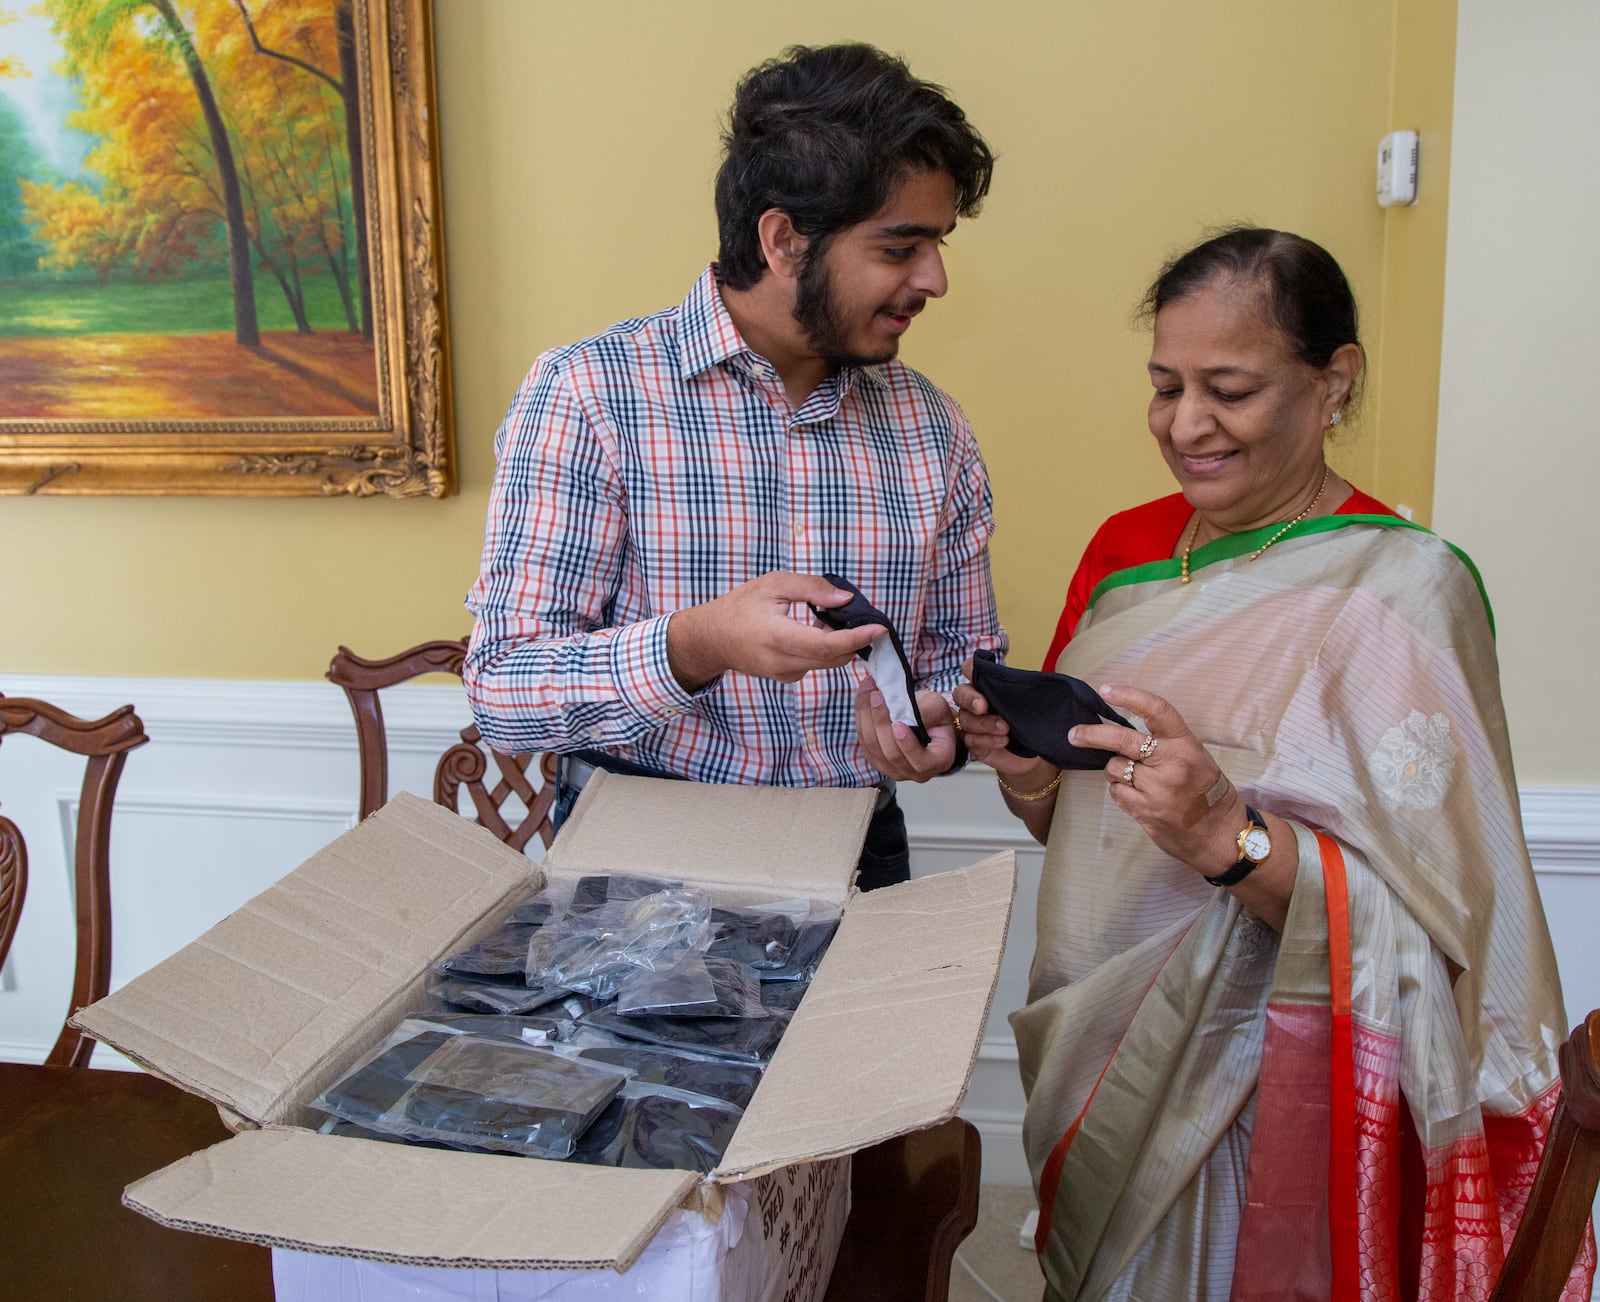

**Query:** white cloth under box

left=272, top=1156, right=850, bottom=1301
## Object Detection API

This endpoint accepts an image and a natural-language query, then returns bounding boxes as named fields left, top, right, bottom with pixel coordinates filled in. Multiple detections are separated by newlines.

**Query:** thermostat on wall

left=1377, top=130, right=1419, bottom=207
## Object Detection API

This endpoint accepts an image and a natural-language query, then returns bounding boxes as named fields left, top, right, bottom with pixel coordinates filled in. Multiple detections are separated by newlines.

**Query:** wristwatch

left=1205, top=805, right=1271, bottom=887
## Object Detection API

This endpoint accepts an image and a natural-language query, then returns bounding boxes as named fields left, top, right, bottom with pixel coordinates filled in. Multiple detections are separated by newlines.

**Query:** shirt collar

left=676, top=265, right=889, bottom=392
left=677, top=265, right=746, bottom=379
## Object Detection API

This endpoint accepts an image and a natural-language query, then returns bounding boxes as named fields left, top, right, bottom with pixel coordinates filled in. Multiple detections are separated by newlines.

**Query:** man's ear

left=756, top=209, right=807, bottom=285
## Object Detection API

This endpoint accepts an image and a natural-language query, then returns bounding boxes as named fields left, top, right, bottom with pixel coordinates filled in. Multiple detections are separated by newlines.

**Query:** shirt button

left=793, top=522, right=805, bottom=538
left=805, top=731, right=818, bottom=748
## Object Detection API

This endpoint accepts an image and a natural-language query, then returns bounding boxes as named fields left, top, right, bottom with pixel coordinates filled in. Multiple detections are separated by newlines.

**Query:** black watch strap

left=1205, top=805, right=1266, bottom=888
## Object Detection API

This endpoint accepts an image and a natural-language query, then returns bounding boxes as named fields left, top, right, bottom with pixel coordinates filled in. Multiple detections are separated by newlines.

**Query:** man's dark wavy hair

left=715, top=43, right=994, bottom=290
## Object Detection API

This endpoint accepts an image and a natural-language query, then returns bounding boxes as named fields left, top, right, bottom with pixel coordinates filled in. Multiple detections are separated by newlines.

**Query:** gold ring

left=952, top=711, right=964, bottom=734
left=1122, top=758, right=1137, bottom=785
left=1138, top=734, right=1158, bottom=760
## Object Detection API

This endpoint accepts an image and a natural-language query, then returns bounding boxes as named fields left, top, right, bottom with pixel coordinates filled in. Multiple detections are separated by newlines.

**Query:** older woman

left=953, top=229, right=1591, bottom=1301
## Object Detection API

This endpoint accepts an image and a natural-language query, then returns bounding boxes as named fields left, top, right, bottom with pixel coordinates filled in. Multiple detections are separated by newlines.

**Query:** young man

left=463, top=43, right=1006, bottom=888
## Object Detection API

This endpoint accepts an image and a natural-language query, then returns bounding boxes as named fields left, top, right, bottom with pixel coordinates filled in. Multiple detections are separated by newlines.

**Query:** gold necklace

left=1180, top=464, right=1331, bottom=586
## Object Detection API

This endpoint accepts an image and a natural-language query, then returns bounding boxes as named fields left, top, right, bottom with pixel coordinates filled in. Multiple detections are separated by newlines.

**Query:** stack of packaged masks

left=311, top=874, right=840, bottom=1174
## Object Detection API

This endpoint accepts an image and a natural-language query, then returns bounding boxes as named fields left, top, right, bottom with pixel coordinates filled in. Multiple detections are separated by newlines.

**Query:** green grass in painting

left=0, top=270, right=358, bottom=337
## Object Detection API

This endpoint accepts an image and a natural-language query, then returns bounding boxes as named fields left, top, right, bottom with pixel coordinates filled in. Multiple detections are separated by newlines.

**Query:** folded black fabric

left=315, top=1029, right=455, bottom=1127
left=580, top=1005, right=793, bottom=1064
left=616, top=953, right=763, bottom=1018
left=426, top=970, right=570, bottom=1015
left=407, top=1010, right=585, bottom=1044
left=525, top=889, right=713, bottom=999
left=569, top=1042, right=765, bottom=1109
left=969, top=649, right=1132, bottom=770
left=315, top=1029, right=627, bottom=1157
left=508, top=896, right=560, bottom=926
left=568, top=873, right=683, bottom=915
left=567, top=1091, right=743, bottom=1172
left=757, top=979, right=810, bottom=1015
left=434, top=918, right=546, bottom=977
left=317, top=1115, right=457, bottom=1151
left=708, top=906, right=800, bottom=968
left=758, top=917, right=838, bottom=983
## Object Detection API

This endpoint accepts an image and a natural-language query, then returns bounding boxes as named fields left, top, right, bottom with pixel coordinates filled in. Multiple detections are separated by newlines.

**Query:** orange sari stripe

left=1033, top=931, right=1193, bottom=1258
left=1319, top=832, right=1361, bottom=1301
left=1034, top=1055, right=1114, bottom=1255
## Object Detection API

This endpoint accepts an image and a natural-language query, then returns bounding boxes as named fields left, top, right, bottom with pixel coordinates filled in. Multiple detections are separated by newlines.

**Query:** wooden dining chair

left=0, top=694, right=147, bottom=1065
left=327, top=637, right=557, bottom=851
left=1489, top=1008, right=1600, bottom=1302
left=823, top=1117, right=983, bottom=1302
left=0, top=694, right=274, bottom=1299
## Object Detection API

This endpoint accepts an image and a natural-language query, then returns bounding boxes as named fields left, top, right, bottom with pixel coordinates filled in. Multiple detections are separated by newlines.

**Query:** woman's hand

left=1077, top=682, right=1298, bottom=928
left=953, top=663, right=1062, bottom=844
left=1068, top=683, right=1245, bottom=876
left=951, top=668, right=1053, bottom=782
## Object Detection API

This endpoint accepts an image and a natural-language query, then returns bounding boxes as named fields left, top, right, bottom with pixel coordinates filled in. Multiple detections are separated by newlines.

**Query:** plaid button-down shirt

left=464, top=266, right=1006, bottom=788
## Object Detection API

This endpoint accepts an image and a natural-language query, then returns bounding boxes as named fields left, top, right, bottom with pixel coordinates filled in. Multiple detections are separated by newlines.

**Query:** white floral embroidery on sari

left=1370, top=710, right=1458, bottom=811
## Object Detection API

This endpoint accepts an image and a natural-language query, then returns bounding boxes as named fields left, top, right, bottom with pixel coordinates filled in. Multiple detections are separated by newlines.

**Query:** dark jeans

left=552, top=751, right=910, bottom=891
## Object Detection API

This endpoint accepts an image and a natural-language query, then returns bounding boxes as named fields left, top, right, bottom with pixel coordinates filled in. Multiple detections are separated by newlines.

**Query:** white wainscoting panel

left=2, top=673, right=1597, bottom=1193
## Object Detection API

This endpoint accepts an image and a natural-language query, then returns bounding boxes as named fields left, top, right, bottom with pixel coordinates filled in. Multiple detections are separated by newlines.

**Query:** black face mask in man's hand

left=968, top=649, right=1132, bottom=770
left=810, top=573, right=929, bottom=745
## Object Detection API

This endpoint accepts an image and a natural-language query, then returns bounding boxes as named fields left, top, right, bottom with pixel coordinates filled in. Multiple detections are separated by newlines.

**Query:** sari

left=1012, top=508, right=1596, bottom=1301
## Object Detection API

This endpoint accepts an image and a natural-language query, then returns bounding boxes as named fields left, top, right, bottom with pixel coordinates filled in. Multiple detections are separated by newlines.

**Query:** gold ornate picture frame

left=0, top=0, right=453, bottom=498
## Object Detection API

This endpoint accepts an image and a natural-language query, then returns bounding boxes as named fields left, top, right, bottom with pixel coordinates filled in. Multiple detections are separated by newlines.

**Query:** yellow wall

left=0, top=0, right=1454, bottom=678
left=1368, top=0, right=1456, bottom=525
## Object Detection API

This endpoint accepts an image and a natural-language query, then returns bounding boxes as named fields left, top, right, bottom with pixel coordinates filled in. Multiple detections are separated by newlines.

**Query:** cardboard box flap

left=73, top=795, right=534, bottom=1125
left=125, top=1129, right=698, bottom=1272
left=548, top=772, right=876, bottom=901
left=713, top=851, right=1016, bottom=1180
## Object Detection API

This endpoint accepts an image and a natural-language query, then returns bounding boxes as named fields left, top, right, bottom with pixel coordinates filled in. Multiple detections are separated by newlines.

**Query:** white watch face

left=1242, top=826, right=1272, bottom=862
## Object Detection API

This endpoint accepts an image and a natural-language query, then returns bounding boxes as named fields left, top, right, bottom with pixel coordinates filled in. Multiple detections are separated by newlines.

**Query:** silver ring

left=1122, top=758, right=1137, bottom=785
left=1137, top=734, right=1158, bottom=760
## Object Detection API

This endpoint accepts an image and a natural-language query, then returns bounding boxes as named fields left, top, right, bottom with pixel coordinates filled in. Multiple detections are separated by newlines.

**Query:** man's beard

left=793, top=246, right=897, bottom=369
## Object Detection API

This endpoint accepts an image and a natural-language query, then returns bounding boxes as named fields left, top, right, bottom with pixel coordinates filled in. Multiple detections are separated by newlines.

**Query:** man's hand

left=667, top=572, right=882, bottom=692
left=854, top=675, right=960, bottom=782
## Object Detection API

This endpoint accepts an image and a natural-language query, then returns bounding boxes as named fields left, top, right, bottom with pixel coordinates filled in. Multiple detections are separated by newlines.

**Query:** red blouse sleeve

left=1042, top=495, right=1191, bottom=670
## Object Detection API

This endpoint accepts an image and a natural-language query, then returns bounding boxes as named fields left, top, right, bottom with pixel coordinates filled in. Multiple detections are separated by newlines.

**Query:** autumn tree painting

left=0, top=0, right=379, bottom=421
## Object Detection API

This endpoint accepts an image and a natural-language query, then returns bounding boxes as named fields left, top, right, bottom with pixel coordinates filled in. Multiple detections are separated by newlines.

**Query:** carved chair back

left=0, top=694, right=148, bottom=1067
left=326, top=639, right=556, bottom=853
left=1489, top=1009, right=1600, bottom=1301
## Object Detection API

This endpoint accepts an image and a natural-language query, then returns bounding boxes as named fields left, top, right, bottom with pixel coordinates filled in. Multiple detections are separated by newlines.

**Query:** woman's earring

left=1330, top=409, right=1344, bottom=426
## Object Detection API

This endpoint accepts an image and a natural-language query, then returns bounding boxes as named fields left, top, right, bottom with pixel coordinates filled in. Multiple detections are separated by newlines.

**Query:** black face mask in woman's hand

left=967, top=650, right=1132, bottom=770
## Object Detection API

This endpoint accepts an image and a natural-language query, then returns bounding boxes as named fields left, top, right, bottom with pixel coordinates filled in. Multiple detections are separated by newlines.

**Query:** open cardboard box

left=73, top=773, right=1016, bottom=1273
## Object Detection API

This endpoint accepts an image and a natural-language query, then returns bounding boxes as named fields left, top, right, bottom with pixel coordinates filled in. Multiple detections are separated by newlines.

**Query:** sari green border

left=1083, top=514, right=1496, bottom=637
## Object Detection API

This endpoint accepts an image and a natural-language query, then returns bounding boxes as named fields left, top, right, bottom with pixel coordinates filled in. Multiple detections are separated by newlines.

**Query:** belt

left=557, top=753, right=896, bottom=810
left=557, top=754, right=605, bottom=790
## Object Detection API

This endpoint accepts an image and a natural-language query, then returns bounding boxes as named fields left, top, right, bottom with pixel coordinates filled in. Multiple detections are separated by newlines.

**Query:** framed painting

left=0, top=0, right=453, bottom=497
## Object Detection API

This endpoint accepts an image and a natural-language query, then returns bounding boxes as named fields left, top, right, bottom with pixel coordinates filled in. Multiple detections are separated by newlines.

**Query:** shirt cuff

left=609, top=614, right=698, bottom=725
